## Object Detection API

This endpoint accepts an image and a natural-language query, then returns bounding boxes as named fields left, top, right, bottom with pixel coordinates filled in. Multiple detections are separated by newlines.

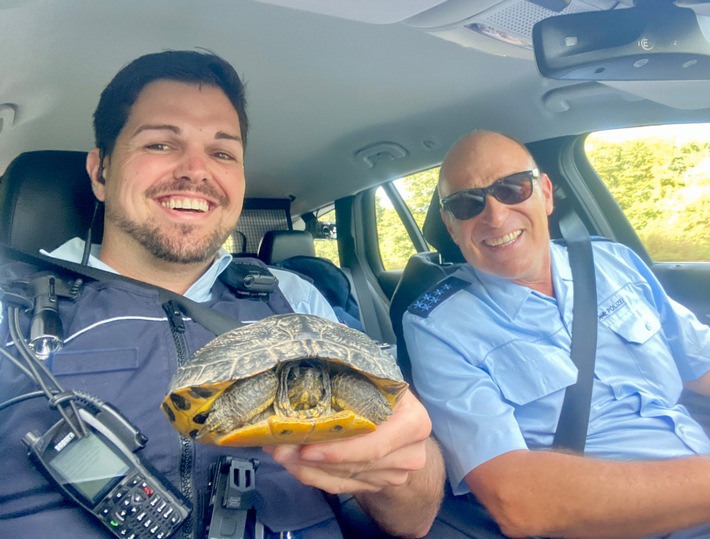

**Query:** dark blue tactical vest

left=0, top=259, right=337, bottom=538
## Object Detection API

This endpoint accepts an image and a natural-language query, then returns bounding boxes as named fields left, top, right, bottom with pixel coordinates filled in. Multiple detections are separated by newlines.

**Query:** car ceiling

left=2, top=0, right=710, bottom=216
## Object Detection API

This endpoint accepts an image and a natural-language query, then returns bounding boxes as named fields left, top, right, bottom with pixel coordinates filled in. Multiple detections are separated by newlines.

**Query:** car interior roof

left=3, top=0, right=710, bottom=217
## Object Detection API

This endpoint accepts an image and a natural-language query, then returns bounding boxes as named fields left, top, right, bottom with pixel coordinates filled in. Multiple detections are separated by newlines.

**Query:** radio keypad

left=98, top=472, right=186, bottom=538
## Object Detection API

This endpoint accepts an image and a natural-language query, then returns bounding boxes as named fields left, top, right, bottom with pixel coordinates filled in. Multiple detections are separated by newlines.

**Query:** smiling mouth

left=483, top=230, right=521, bottom=248
left=160, top=197, right=210, bottom=213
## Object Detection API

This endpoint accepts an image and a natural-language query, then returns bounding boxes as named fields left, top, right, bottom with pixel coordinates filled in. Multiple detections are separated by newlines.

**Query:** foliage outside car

left=585, top=132, right=710, bottom=263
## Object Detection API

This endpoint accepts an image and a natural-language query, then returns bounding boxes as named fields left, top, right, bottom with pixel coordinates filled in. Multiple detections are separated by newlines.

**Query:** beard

left=105, top=203, right=231, bottom=265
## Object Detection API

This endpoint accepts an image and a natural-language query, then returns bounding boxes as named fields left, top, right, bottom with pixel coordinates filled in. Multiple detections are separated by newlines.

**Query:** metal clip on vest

left=206, top=456, right=263, bottom=539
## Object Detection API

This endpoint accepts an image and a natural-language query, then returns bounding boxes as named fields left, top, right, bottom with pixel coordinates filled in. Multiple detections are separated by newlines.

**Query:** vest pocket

left=486, top=341, right=578, bottom=406
left=49, top=347, right=139, bottom=375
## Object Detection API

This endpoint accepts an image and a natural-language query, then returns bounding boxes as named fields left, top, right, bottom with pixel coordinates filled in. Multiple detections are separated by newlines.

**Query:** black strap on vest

left=552, top=208, right=598, bottom=453
left=0, top=244, right=274, bottom=336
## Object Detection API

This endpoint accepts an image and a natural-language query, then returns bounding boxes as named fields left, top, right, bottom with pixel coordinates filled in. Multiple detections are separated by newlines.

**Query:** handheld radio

left=1, top=272, right=194, bottom=538
left=22, top=399, right=192, bottom=538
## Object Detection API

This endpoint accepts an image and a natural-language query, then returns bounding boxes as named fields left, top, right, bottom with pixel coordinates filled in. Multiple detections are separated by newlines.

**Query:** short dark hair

left=93, top=50, right=248, bottom=156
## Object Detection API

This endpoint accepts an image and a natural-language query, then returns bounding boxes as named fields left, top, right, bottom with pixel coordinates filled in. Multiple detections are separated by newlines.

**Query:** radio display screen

left=49, top=431, right=131, bottom=505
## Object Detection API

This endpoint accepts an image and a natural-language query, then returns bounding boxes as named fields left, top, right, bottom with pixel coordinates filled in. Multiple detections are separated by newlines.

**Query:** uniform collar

left=463, top=264, right=534, bottom=319
left=185, top=249, right=232, bottom=302
left=549, top=241, right=574, bottom=328
left=45, top=238, right=233, bottom=302
left=551, top=241, right=573, bottom=282
left=461, top=241, right=568, bottom=319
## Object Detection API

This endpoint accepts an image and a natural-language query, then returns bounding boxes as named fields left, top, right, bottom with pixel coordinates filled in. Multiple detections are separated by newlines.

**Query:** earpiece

left=98, top=152, right=106, bottom=185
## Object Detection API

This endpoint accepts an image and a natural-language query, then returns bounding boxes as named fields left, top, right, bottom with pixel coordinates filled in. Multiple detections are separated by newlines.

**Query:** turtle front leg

left=196, top=371, right=278, bottom=439
left=331, top=372, right=392, bottom=424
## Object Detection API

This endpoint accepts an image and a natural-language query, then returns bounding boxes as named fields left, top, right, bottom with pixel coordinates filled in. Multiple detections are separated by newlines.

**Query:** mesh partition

left=230, top=198, right=293, bottom=254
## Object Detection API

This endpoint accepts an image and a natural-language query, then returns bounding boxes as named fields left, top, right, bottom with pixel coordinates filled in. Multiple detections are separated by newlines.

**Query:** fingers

left=266, top=390, right=432, bottom=494
left=279, top=449, right=414, bottom=494
left=298, top=389, right=431, bottom=464
left=269, top=436, right=424, bottom=476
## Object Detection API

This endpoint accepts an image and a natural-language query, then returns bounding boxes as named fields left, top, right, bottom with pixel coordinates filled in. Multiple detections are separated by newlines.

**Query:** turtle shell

left=162, top=313, right=408, bottom=446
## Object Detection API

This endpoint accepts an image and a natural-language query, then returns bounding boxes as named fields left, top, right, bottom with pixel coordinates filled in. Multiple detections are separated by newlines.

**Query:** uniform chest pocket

left=49, top=347, right=139, bottom=375
left=486, top=341, right=578, bottom=406
left=598, top=291, right=661, bottom=345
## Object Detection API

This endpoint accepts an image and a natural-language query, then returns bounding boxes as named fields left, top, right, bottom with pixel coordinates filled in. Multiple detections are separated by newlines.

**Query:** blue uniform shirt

left=403, top=240, right=710, bottom=495
left=0, top=238, right=343, bottom=537
left=43, top=238, right=338, bottom=319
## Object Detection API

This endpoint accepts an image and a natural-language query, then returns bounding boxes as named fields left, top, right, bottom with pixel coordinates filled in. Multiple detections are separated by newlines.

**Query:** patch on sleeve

left=407, top=276, right=469, bottom=318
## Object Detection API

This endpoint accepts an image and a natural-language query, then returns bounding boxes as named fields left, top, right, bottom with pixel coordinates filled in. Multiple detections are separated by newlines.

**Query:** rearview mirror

left=533, top=0, right=710, bottom=80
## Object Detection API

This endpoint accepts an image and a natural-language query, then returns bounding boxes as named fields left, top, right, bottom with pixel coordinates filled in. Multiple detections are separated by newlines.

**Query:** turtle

left=161, top=313, right=408, bottom=446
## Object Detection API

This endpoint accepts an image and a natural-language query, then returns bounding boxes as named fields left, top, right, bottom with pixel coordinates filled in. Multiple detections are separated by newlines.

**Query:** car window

left=312, top=208, right=340, bottom=266
left=375, top=167, right=440, bottom=271
left=585, top=124, right=710, bottom=263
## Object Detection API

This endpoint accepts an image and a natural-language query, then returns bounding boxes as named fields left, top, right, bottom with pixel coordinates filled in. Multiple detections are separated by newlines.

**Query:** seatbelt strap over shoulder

left=348, top=256, right=385, bottom=343
left=552, top=209, right=598, bottom=453
left=0, top=244, right=244, bottom=336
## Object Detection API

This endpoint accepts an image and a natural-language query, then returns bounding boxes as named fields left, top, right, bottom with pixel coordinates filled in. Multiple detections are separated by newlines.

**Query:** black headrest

left=280, top=255, right=351, bottom=305
left=257, top=230, right=316, bottom=265
left=0, top=150, right=103, bottom=254
left=422, top=189, right=465, bottom=264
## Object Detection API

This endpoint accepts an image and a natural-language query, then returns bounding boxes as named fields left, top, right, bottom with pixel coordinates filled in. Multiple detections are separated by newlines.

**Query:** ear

left=86, top=148, right=107, bottom=202
left=440, top=209, right=460, bottom=246
left=540, top=172, right=554, bottom=216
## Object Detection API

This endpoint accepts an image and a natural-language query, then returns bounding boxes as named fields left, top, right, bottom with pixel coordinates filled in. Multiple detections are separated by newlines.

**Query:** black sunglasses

left=440, top=169, right=539, bottom=220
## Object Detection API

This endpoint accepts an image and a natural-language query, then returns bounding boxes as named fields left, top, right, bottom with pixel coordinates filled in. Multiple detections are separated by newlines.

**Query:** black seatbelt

left=552, top=208, right=598, bottom=453
left=0, top=244, right=244, bottom=336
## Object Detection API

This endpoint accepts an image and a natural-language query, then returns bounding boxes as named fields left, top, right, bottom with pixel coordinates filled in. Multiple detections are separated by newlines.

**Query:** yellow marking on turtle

left=198, top=411, right=376, bottom=446
left=160, top=313, right=408, bottom=447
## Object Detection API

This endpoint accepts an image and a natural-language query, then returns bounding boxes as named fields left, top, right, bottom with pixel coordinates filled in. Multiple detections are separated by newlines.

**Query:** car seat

left=0, top=150, right=102, bottom=253
left=257, top=229, right=316, bottom=263
left=388, top=189, right=463, bottom=384
left=258, top=230, right=364, bottom=331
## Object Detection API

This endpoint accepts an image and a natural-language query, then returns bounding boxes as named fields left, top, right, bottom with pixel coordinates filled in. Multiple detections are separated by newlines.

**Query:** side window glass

left=375, top=166, right=440, bottom=270
left=585, top=125, right=710, bottom=263
left=312, top=208, right=340, bottom=266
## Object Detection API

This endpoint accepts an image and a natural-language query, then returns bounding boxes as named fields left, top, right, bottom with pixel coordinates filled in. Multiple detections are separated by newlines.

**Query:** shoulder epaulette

left=407, top=276, right=469, bottom=318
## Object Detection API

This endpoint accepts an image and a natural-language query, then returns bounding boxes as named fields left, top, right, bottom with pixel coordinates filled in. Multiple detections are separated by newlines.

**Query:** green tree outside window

left=376, top=167, right=440, bottom=271
left=586, top=126, right=710, bottom=262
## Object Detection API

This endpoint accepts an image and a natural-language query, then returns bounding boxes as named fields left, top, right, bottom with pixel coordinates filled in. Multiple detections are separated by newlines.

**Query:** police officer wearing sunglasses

left=403, top=130, right=710, bottom=538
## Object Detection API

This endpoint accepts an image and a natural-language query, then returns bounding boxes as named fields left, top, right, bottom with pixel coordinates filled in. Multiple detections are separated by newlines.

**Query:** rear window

left=375, top=167, right=439, bottom=271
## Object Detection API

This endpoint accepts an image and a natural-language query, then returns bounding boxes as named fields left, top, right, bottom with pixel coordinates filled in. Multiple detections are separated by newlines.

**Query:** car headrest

left=257, top=230, right=316, bottom=265
left=0, top=150, right=103, bottom=254
left=422, top=189, right=465, bottom=264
